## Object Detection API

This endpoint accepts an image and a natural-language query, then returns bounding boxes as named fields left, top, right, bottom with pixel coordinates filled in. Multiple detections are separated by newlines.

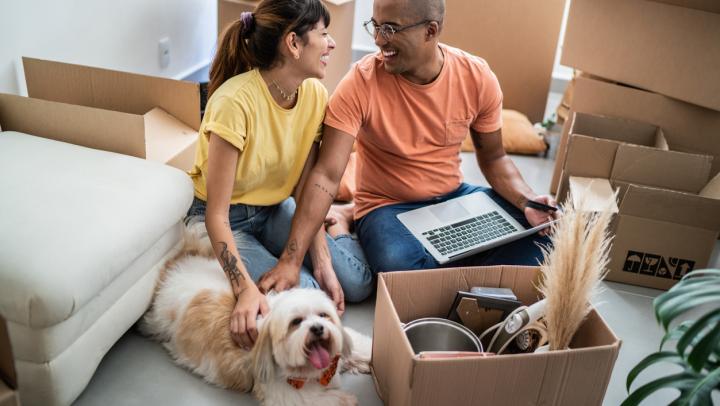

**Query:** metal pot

left=403, top=318, right=483, bottom=354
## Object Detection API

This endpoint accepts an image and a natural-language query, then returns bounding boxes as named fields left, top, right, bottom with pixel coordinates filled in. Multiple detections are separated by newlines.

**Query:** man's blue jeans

left=355, top=183, right=552, bottom=273
left=185, top=197, right=374, bottom=302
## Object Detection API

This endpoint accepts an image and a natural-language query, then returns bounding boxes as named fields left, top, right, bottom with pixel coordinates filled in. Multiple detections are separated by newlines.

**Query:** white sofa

left=0, top=131, right=193, bottom=406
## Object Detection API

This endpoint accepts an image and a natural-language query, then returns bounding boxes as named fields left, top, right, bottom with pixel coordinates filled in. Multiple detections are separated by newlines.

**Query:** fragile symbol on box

left=622, top=250, right=695, bottom=280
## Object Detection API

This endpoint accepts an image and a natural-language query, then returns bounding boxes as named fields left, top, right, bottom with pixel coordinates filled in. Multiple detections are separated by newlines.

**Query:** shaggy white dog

left=142, top=228, right=371, bottom=405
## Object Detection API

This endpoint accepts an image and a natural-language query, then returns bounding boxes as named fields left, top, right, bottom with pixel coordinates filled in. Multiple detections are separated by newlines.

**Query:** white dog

left=142, top=228, right=371, bottom=405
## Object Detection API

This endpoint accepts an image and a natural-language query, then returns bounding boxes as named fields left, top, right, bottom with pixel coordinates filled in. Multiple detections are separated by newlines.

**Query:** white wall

left=0, top=0, right=216, bottom=96
left=352, top=0, right=375, bottom=52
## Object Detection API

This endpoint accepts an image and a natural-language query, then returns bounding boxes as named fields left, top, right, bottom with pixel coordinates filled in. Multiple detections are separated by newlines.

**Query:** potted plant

left=624, top=269, right=720, bottom=405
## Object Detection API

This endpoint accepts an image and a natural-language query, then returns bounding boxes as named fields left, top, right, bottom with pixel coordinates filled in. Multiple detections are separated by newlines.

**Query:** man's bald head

left=407, top=0, right=445, bottom=23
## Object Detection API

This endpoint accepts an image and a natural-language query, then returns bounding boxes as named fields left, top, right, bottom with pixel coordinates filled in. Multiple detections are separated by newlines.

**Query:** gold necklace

left=271, top=79, right=297, bottom=102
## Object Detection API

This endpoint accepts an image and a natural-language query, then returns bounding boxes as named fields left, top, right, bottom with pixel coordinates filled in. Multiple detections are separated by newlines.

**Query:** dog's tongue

left=308, top=342, right=331, bottom=370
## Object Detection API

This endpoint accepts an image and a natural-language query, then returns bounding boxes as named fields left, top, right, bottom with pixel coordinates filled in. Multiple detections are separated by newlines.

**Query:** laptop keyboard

left=421, top=211, right=518, bottom=256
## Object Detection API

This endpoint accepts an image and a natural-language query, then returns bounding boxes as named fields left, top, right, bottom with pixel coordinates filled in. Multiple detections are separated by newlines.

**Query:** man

left=259, top=0, right=558, bottom=291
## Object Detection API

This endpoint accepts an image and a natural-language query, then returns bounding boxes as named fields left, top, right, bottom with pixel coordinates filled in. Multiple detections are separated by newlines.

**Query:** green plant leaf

left=656, top=290, right=720, bottom=330
left=687, top=322, right=720, bottom=372
left=622, top=372, right=699, bottom=406
left=671, top=367, right=720, bottom=406
left=654, top=284, right=720, bottom=321
left=626, top=351, right=686, bottom=391
left=681, top=269, right=720, bottom=281
left=661, top=321, right=693, bottom=350
left=676, top=308, right=720, bottom=358
left=654, top=279, right=720, bottom=319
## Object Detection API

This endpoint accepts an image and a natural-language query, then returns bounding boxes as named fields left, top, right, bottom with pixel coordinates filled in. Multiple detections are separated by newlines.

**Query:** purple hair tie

left=240, top=11, right=255, bottom=36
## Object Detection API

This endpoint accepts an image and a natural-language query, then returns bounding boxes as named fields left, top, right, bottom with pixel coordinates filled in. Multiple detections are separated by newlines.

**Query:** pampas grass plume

left=538, top=193, right=615, bottom=350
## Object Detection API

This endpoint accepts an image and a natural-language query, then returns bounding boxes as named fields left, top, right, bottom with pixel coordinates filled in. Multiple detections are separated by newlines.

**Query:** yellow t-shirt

left=189, top=69, right=328, bottom=206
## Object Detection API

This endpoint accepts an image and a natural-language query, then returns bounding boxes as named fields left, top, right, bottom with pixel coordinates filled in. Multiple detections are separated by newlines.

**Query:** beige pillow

left=461, top=109, right=547, bottom=155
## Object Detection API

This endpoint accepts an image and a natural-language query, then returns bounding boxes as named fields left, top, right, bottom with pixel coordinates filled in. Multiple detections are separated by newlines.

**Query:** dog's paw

left=341, top=327, right=372, bottom=374
left=341, top=356, right=371, bottom=375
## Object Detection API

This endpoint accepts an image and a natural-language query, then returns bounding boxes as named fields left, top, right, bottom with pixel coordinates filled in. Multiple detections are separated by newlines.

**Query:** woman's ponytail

left=208, top=14, right=256, bottom=98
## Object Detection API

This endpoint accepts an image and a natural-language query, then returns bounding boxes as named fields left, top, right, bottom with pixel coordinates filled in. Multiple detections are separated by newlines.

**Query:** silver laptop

left=397, top=192, right=556, bottom=264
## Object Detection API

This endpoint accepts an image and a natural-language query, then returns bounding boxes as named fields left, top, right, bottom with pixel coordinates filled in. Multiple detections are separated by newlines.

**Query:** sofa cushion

left=0, top=131, right=193, bottom=328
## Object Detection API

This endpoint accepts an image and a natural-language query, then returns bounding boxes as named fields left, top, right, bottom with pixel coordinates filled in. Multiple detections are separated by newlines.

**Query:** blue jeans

left=185, top=197, right=374, bottom=302
left=355, top=183, right=552, bottom=273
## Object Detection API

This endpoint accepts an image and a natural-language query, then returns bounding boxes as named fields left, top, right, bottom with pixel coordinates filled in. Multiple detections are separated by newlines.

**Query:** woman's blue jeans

left=185, top=197, right=374, bottom=302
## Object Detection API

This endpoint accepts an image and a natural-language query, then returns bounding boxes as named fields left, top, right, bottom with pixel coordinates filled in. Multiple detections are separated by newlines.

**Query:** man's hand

left=258, top=260, right=301, bottom=293
left=313, top=263, right=345, bottom=316
left=230, top=285, right=269, bottom=350
left=523, top=194, right=560, bottom=236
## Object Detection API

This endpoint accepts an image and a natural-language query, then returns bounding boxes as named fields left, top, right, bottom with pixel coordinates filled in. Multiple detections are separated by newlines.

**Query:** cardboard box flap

left=620, top=184, right=720, bottom=231
left=700, top=172, right=720, bottom=199
left=373, top=276, right=418, bottom=405
left=551, top=77, right=720, bottom=195
left=0, top=93, right=146, bottom=158
left=569, top=112, right=661, bottom=147
left=611, top=145, right=712, bottom=194
left=564, top=134, right=619, bottom=179
left=144, top=107, right=197, bottom=164
left=0, top=315, right=17, bottom=390
left=569, top=177, right=619, bottom=213
left=23, top=57, right=200, bottom=130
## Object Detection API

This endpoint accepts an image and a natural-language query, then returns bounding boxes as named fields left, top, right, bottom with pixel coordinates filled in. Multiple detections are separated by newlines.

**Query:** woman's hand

left=313, top=263, right=345, bottom=316
left=523, top=194, right=560, bottom=236
left=230, top=284, right=269, bottom=350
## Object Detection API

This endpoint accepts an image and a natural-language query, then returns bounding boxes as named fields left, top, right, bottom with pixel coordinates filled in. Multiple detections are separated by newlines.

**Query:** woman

left=185, top=0, right=373, bottom=351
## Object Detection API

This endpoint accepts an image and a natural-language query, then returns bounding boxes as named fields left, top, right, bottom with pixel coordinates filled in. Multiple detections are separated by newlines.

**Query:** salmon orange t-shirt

left=324, top=44, right=503, bottom=219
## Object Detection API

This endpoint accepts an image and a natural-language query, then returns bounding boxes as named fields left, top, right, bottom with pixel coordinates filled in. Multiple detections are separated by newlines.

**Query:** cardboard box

left=569, top=175, right=720, bottom=290
left=13, top=57, right=200, bottom=171
left=549, top=76, right=720, bottom=194
left=442, top=0, right=566, bottom=124
left=218, top=0, right=354, bottom=94
left=561, top=0, right=720, bottom=112
left=556, top=112, right=714, bottom=203
left=0, top=316, right=20, bottom=406
left=372, top=266, right=620, bottom=406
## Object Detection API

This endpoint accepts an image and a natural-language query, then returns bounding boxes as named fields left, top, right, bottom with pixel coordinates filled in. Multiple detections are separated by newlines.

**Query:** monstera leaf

left=623, top=269, right=720, bottom=406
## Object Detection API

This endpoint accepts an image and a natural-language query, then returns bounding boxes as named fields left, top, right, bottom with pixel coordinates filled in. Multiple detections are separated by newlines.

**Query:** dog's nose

left=310, top=324, right=324, bottom=337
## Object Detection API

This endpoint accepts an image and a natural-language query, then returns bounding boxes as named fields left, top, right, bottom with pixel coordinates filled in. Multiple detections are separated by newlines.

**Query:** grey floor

left=73, top=95, right=720, bottom=406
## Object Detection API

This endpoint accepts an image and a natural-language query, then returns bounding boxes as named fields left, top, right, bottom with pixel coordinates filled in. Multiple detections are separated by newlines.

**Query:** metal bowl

left=403, top=317, right=483, bottom=354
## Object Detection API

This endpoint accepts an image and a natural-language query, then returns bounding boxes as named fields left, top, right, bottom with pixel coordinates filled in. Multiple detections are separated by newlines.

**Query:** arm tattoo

left=219, top=242, right=246, bottom=292
left=285, top=239, right=298, bottom=259
left=313, top=183, right=335, bottom=200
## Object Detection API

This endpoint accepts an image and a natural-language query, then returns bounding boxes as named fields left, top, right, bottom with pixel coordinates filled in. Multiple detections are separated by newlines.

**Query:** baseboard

left=177, top=60, right=211, bottom=83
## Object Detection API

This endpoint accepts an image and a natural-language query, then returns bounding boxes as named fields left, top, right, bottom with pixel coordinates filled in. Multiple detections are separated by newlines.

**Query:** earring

left=295, top=54, right=300, bottom=59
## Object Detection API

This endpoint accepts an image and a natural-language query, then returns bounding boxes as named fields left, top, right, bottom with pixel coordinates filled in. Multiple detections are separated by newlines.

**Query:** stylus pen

left=525, top=200, right=559, bottom=213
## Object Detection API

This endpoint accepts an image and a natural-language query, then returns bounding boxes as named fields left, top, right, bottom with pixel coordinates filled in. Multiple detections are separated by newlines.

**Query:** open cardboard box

left=556, top=112, right=714, bottom=203
left=0, top=316, right=20, bottom=406
left=372, top=266, right=620, bottom=406
left=218, top=0, right=355, bottom=94
left=1, top=57, right=200, bottom=171
left=442, top=0, right=566, bottom=124
left=569, top=175, right=720, bottom=290
left=561, top=0, right=720, bottom=112
left=550, top=76, right=720, bottom=195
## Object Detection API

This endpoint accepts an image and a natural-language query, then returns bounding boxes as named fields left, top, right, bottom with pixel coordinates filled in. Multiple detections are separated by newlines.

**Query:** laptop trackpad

left=430, top=201, right=470, bottom=223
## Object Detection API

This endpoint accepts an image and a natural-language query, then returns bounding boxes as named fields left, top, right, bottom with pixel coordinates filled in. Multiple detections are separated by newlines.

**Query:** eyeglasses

left=363, top=19, right=431, bottom=41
